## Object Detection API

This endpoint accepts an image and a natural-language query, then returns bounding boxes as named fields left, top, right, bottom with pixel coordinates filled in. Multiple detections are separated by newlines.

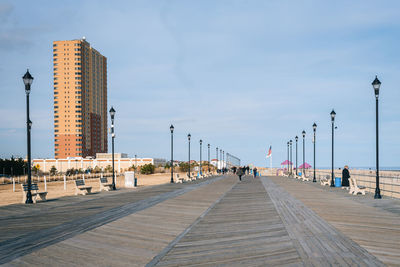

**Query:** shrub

left=140, top=164, right=155, bottom=175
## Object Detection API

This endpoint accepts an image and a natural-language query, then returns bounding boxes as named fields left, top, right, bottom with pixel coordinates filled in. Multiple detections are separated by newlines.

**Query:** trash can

left=124, top=171, right=136, bottom=188
left=335, top=177, right=342, bottom=187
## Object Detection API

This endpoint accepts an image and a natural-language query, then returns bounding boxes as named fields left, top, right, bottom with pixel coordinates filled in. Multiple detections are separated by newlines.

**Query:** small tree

left=140, top=163, right=155, bottom=175
left=105, top=165, right=113, bottom=173
left=50, top=166, right=57, bottom=176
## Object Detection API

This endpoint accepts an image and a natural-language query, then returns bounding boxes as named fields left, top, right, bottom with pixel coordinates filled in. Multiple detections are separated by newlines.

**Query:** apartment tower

left=53, top=37, right=107, bottom=159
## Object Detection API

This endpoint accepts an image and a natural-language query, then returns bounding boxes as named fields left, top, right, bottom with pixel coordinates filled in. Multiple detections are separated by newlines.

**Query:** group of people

left=236, top=167, right=258, bottom=181
left=234, top=164, right=352, bottom=185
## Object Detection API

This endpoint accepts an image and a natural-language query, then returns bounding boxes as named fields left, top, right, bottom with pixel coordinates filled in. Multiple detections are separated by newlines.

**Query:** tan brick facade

left=53, top=38, right=107, bottom=159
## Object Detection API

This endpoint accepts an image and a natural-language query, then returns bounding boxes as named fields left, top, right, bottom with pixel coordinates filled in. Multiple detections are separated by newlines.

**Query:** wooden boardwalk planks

left=155, top=178, right=303, bottom=266
left=262, top=177, right=384, bottom=266
left=5, top=176, right=237, bottom=266
left=268, top=176, right=400, bottom=266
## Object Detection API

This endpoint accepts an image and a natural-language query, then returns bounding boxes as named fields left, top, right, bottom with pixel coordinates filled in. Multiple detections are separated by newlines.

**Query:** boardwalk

left=1, top=175, right=399, bottom=266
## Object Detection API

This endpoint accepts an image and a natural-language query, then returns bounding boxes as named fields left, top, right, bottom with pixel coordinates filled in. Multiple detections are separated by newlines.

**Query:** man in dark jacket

left=342, top=165, right=350, bottom=187
left=237, top=167, right=244, bottom=181
left=253, top=168, right=257, bottom=178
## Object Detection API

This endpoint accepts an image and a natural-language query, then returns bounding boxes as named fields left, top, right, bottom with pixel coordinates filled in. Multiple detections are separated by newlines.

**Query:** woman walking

left=342, top=165, right=350, bottom=187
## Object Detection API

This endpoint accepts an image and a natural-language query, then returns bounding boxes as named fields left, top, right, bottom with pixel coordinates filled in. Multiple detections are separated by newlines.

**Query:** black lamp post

left=313, top=123, right=317, bottom=182
left=199, top=139, right=202, bottom=175
left=330, top=110, right=336, bottom=187
left=295, top=136, right=298, bottom=176
left=216, top=147, right=218, bottom=173
left=222, top=150, right=225, bottom=173
left=109, top=106, right=116, bottom=190
left=208, top=144, right=210, bottom=173
left=302, top=130, right=306, bottom=176
left=170, top=125, right=174, bottom=183
left=188, top=134, right=191, bottom=178
left=287, top=141, right=289, bottom=174
left=220, top=149, right=222, bottom=173
left=372, top=76, right=382, bottom=199
left=23, top=70, right=34, bottom=204
left=289, top=140, right=293, bottom=175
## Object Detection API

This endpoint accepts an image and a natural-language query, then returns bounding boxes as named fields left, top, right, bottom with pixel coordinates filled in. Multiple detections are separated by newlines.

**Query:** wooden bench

left=21, top=183, right=47, bottom=203
left=301, top=174, right=311, bottom=182
left=320, top=175, right=330, bottom=186
left=349, top=177, right=366, bottom=195
left=75, top=179, right=92, bottom=195
left=176, top=173, right=185, bottom=183
left=99, top=177, right=113, bottom=191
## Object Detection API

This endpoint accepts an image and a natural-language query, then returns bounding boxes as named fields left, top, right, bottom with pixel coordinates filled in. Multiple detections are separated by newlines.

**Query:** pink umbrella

left=280, top=160, right=293, bottom=165
left=299, top=163, right=312, bottom=169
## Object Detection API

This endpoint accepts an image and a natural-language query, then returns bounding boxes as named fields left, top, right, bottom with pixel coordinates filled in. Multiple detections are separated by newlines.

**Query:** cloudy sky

left=1, top=0, right=400, bottom=168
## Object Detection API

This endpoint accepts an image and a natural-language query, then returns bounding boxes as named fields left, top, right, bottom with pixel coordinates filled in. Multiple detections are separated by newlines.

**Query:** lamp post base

left=25, top=191, right=33, bottom=204
left=374, top=188, right=382, bottom=199
left=313, top=177, right=316, bottom=183
left=330, top=181, right=335, bottom=187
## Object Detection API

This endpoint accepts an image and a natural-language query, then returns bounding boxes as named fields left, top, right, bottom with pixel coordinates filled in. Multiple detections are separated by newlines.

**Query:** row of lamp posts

left=286, top=76, right=382, bottom=199
left=21, top=69, right=381, bottom=202
left=169, top=126, right=227, bottom=183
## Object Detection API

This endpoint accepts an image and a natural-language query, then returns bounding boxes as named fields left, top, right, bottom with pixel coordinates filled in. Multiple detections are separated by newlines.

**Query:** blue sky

left=1, top=0, right=400, bottom=168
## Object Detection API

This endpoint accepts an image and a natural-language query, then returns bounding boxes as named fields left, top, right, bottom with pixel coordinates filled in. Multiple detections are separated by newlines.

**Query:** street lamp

left=220, top=149, right=222, bottom=173
left=109, top=106, right=116, bottom=190
left=170, top=125, right=174, bottom=183
left=23, top=69, right=34, bottom=204
left=208, top=144, right=210, bottom=173
left=222, top=150, right=225, bottom=173
left=313, top=123, right=317, bottom=182
left=188, top=134, right=191, bottom=178
left=372, top=76, right=382, bottom=199
left=330, top=110, right=336, bottom=187
left=295, top=136, right=298, bottom=176
left=287, top=141, right=289, bottom=174
left=216, top=147, right=218, bottom=173
left=199, top=139, right=202, bottom=175
left=302, top=130, right=306, bottom=176
left=289, top=140, right=293, bottom=176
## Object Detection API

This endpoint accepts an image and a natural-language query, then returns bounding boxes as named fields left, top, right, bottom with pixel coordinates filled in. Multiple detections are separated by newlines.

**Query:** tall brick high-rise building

left=53, top=37, right=107, bottom=159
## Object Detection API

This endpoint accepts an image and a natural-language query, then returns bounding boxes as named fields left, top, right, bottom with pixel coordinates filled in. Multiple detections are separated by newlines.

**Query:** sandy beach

left=0, top=172, right=188, bottom=206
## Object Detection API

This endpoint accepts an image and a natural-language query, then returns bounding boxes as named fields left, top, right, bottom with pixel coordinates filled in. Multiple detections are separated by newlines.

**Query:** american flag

left=266, top=146, right=272, bottom=158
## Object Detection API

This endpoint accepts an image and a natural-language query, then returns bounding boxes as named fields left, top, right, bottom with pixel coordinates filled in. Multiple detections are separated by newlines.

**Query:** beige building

left=53, top=37, right=107, bottom=159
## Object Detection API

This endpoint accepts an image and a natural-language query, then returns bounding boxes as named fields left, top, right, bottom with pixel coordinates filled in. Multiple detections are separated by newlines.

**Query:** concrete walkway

left=1, top=175, right=399, bottom=266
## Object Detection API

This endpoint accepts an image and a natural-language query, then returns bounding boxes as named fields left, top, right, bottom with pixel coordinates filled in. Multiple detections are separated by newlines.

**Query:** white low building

left=32, top=153, right=153, bottom=173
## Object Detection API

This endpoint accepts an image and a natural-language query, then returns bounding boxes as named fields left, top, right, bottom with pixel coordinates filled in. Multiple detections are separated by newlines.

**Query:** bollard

left=64, top=175, right=66, bottom=190
left=44, top=175, right=47, bottom=191
left=82, top=173, right=85, bottom=182
left=13, top=178, right=15, bottom=192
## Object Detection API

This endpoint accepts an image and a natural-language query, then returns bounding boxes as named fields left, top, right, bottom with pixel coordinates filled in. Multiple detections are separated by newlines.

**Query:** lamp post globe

left=109, top=106, right=116, bottom=190
left=170, top=125, right=174, bottom=183
left=23, top=70, right=34, bottom=204
left=313, top=123, right=317, bottom=182
left=372, top=76, right=382, bottom=199
left=330, top=110, right=336, bottom=187
left=188, top=133, right=191, bottom=179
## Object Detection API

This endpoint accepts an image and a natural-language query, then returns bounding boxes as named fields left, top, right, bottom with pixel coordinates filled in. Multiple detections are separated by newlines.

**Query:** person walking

left=237, top=167, right=244, bottom=181
left=342, top=165, right=350, bottom=187
left=253, top=168, right=257, bottom=178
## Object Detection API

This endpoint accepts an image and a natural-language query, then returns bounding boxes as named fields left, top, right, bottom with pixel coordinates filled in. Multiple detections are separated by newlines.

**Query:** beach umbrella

left=299, top=162, right=312, bottom=169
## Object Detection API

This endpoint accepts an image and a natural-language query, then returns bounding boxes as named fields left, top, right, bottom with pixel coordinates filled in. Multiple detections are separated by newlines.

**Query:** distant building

left=32, top=156, right=153, bottom=173
left=53, top=37, right=107, bottom=159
